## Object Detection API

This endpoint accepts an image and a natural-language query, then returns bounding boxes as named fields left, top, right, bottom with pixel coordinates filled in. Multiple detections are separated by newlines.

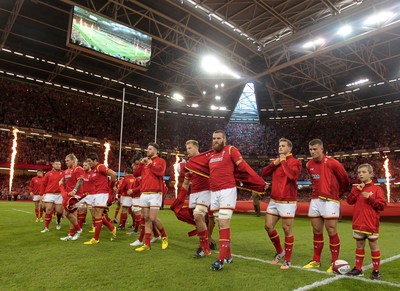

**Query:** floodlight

left=172, top=93, right=184, bottom=101
left=337, top=25, right=352, bottom=37
left=364, top=11, right=395, bottom=26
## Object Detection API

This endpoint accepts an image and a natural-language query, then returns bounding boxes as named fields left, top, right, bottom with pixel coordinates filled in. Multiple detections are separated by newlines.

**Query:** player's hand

left=68, top=191, right=75, bottom=197
left=273, top=158, right=280, bottom=166
left=264, top=183, right=270, bottom=190
left=127, top=189, right=133, bottom=195
left=279, top=154, right=286, bottom=161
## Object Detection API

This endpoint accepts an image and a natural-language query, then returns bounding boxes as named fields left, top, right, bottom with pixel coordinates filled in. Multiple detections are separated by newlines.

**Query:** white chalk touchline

left=12, top=208, right=32, bottom=214
left=231, top=253, right=400, bottom=290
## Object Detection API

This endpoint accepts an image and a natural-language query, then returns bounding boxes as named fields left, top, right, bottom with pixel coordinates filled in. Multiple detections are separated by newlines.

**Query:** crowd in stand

left=1, top=79, right=400, bottom=201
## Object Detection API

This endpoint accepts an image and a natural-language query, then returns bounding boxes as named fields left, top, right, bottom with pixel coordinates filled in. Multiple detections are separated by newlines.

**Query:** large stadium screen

left=67, top=6, right=152, bottom=71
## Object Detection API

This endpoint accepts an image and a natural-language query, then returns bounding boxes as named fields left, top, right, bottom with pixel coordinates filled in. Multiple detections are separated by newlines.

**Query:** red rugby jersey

left=29, top=176, right=43, bottom=195
left=91, top=163, right=110, bottom=194
left=81, top=171, right=95, bottom=195
left=262, top=155, right=302, bottom=201
left=347, top=182, right=386, bottom=234
left=306, top=155, right=350, bottom=201
left=184, top=167, right=210, bottom=194
left=64, top=166, right=85, bottom=197
left=41, top=169, right=64, bottom=194
left=117, top=174, right=135, bottom=197
left=208, top=145, right=242, bottom=192
left=134, top=156, right=166, bottom=193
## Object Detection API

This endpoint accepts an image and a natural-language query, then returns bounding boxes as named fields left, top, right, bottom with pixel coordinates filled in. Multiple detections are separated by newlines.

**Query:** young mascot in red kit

left=347, top=163, right=386, bottom=280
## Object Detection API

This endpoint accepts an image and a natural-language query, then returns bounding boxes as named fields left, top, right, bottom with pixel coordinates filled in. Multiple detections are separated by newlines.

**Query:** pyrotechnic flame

left=104, top=142, right=111, bottom=168
left=9, top=128, right=19, bottom=194
left=173, top=153, right=180, bottom=198
left=383, top=157, right=391, bottom=202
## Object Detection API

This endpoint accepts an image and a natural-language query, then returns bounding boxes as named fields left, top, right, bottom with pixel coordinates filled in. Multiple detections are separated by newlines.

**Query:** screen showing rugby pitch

left=67, top=6, right=152, bottom=70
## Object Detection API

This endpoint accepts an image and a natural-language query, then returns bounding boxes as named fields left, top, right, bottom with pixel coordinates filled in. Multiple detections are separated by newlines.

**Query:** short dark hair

left=309, top=139, right=323, bottom=147
left=86, top=153, right=99, bottom=161
left=132, top=152, right=142, bottom=164
left=148, top=142, right=159, bottom=151
left=37, top=169, right=44, bottom=173
left=125, top=168, right=133, bottom=174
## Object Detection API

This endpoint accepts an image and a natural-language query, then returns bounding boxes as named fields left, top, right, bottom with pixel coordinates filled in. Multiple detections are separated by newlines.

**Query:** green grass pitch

left=1, top=201, right=399, bottom=290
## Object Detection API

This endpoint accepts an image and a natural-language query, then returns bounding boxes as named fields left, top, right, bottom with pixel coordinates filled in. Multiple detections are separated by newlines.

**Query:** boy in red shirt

left=347, top=163, right=386, bottom=280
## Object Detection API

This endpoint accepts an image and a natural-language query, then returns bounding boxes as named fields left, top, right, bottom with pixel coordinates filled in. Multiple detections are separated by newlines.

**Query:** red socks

left=329, top=233, right=340, bottom=263
left=145, top=233, right=151, bottom=246
left=44, top=213, right=52, bottom=228
left=113, top=206, right=120, bottom=219
left=152, top=223, right=160, bottom=238
left=371, top=250, right=380, bottom=271
left=159, top=227, right=167, bottom=238
left=355, top=248, right=365, bottom=270
left=102, top=215, right=115, bottom=231
left=218, top=228, right=231, bottom=261
left=35, top=208, right=39, bottom=219
left=268, top=229, right=283, bottom=254
left=284, top=236, right=294, bottom=262
left=312, top=234, right=324, bottom=262
left=138, top=218, right=145, bottom=241
left=120, top=212, right=128, bottom=228
left=198, top=230, right=210, bottom=251
left=78, top=212, right=86, bottom=229
left=94, top=218, right=103, bottom=240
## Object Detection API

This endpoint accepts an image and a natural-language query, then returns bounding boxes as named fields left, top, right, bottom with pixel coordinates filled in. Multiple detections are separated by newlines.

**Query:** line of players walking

left=29, top=131, right=386, bottom=279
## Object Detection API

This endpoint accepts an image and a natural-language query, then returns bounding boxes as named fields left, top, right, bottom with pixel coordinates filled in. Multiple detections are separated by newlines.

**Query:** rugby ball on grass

left=332, top=259, right=350, bottom=275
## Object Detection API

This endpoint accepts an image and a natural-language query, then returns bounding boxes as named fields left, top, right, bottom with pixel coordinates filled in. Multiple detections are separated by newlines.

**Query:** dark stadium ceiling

left=1, top=0, right=400, bottom=122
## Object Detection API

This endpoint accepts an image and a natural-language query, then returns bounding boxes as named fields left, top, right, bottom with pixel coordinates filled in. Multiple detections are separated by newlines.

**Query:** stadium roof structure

left=1, top=0, right=400, bottom=123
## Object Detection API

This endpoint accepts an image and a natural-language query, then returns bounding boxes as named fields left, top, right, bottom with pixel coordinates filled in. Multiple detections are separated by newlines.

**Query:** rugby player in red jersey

left=180, top=140, right=212, bottom=257
left=59, top=154, right=84, bottom=241
left=303, top=139, right=350, bottom=272
left=208, top=130, right=245, bottom=271
left=134, top=143, right=168, bottom=251
left=262, top=138, right=302, bottom=270
left=84, top=153, right=117, bottom=245
left=78, top=161, right=95, bottom=230
left=40, top=160, right=65, bottom=233
left=116, top=168, right=135, bottom=230
left=29, top=169, right=44, bottom=222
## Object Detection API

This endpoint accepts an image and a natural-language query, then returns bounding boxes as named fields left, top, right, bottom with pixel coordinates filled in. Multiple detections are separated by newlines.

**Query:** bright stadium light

left=364, top=11, right=396, bottom=26
left=172, top=93, right=184, bottom=101
left=303, top=38, right=325, bottom=49
left=201, top=55, right=221, bottom=74
left=215, top=95, right=221, bottom=100
left=337, top=25, right=352, bottom=37
left=201, top=55, right=241, bottom=78
left=210, top=105, right=218, bottom=110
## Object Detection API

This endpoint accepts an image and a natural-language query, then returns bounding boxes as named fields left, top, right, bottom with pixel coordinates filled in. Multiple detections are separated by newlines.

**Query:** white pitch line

left=232, top=253, right=400, bottom=290
left=232, top=253, right=333, bottom=275
left=12, top=208, right=32, bottom=214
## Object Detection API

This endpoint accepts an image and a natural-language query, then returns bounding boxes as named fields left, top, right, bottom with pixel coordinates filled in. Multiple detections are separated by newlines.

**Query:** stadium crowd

left=1, top=80, right=400, bottom=201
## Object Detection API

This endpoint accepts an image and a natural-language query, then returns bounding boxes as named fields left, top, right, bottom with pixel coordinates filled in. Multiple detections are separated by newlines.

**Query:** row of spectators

left=1, top=131, right=399, bottom=179
left=2, top=80, right=399, bottom=157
